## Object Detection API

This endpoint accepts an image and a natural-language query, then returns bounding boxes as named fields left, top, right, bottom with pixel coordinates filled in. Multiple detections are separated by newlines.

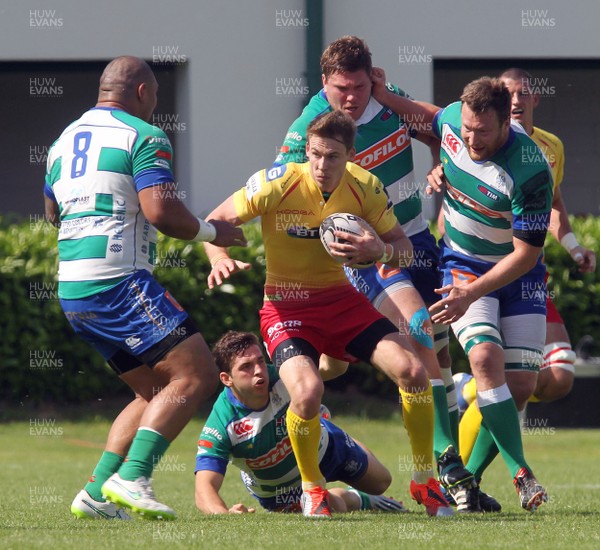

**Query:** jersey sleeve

left=233, top=164, right=290, bottom=222
left=433, top=101, right=461, bottom=139
left=511, top=164, right=553, bottom=247
left=131, top=126, right=176, bottom=192
left=553, top=136, right=565, bottom=189
left=195, top=406, right=233, bottom=475
left=362, top=175, right=398, bottom=235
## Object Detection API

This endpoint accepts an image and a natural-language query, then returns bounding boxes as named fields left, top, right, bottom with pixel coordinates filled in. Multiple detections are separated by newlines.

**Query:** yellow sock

left=399, top=383, right=434, bottom=484
left=459, top=400, right=483, bottom=464
left=463, top=376, right=477, bottom=406
left=286, top=409, right=324, bottom=490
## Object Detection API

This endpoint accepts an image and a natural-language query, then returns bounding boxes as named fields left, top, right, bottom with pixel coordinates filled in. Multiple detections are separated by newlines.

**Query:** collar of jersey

left=355, top=96, right=385, bottom=126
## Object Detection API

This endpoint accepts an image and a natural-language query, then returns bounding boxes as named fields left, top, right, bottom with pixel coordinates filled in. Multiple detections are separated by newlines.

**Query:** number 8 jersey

left=44, top=107, right=175, bottom=299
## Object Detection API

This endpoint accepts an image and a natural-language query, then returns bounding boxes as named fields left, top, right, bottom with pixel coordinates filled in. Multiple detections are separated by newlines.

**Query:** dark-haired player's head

left=321, top=36, right=373, bottom=121
left=460, top=77, right=511, bottom=161
left=306, top=111, right=357, bottom=190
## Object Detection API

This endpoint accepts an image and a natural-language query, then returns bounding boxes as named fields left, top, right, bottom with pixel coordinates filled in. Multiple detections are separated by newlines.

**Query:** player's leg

left=533, top=317, right=575, bottom=402
left=103, top=328, right=219, bottom=519
left=318, top=354, right=349, bottom=381
left=406, top=229, right=460, bottom=444
left=377, top=285, right=457, bottom=461
left=72, top=392, right=149, bottom=519
left=275, top=338, right=332, bottom=518
left=355, top=326, right=452, bottom=516
left=320, top=424, right=407, bottom=513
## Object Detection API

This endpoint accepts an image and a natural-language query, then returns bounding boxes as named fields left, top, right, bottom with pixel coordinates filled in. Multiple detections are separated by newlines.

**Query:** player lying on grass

left=195, top=331, right=408, bottom=514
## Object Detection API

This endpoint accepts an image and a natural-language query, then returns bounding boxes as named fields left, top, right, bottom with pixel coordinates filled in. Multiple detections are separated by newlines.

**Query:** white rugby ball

left=319, top=212, right=375, bottom=268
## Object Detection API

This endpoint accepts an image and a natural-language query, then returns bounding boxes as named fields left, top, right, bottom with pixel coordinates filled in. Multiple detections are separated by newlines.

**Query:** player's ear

left=348, top=146, right=356, bottom=161
left=532, top=93, right=540, bottom=109
left=321, top=73, right=327, bottom=88
left=136, top=82, right=147, bottom=102
left=220, top=371, right=233, bottom=387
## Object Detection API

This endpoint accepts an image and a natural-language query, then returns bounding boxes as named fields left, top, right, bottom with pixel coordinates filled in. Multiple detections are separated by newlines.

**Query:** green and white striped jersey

left=275, top=85, right=427, bottom=237
left=195, top=365, right=329, bottom=499
left=434, top=102, right=553, bottom=262
left=45, top=107, right=176, bottom=299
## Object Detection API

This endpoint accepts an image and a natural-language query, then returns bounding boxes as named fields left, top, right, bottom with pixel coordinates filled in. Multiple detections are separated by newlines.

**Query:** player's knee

left=458, top=324, right=502, bottom=359
left=535, top=366, right=574, bottom=401
left=371, top=466, right=392, bottom=495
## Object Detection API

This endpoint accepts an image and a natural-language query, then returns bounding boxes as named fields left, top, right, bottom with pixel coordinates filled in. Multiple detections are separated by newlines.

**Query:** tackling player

left=451, top=69, right=596, bottom=471
left=203, top=110, right=477, bottom=518
left=372, top=74, right=553, bottom=512
left=45, top=56, right=245, bottom=520
left=195, top=331, right=407, bottom=514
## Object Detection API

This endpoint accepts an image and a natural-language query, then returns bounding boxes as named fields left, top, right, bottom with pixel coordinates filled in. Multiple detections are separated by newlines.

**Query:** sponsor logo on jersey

left=276, top=208, right=315, bottom=216
left=154, top=159, right=170, bottom=169
left=266, top=165, right=287, bottom=182
left=197, top=439, right=213, bottom=449
left=286, top=226, right=320, bottom=239
left=354, top=127, right=410, bottom=171
left=442, top=130, right=462, bottom=157
left=149, top=136, right=170, bottom=145
left=156, top=149, right=172, bottom=161
left=201, top=426, right=223, bottom=441
left=279, top=146, right=290, bottom=153
left=477, top=184, right=499, bottom=201
left=233, top=419, right=254, bottom=437
left=285, top=131, right=303, bottom=142
left=245, top=172, right=261, bottom=199
left=246, top=437, right=294, bottom=469
left=380, top=108, right=393, bottom=122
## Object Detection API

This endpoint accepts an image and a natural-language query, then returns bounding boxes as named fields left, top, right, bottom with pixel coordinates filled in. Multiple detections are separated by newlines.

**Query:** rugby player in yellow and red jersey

left=203, top=110, right=475, bottom=518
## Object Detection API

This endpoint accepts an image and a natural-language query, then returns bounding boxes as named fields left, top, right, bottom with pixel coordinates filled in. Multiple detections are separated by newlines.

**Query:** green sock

left=84, top=451, right=124, bottom=501
left=348, top=488, right=372, bottom=510
left=432, top=381, right=456, bottom=460
left=440, top=367, right=460, bottom=450
left=448, top=408, right=460, bottom=452
left=477, top=397, right=528, bottom=478
left=465, top=421, right=499, bottom=479
left=118, top=428, right=170, bottom=481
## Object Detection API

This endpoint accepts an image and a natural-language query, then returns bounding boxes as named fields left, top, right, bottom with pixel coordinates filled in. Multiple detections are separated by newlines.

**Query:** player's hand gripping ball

left=319, top=212, right=375, bottom=268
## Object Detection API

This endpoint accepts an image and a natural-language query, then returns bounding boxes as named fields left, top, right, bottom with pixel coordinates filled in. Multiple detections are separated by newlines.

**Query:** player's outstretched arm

left=371, top=67, right=441, bottom=136
left=204, top=195, right=252, bottom=288
left=195, top=470, right=256, bottom=514
left=138, top=184, right=247, bottom=247
left=549, top=187, right=596, bottom=273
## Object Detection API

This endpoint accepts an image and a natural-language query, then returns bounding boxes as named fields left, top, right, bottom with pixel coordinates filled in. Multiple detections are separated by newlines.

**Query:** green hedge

left=1, top=216, right=599, bottom=404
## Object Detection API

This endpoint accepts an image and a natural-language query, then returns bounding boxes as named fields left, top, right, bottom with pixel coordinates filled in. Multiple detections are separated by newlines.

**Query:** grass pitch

left=1, top=410, right=599, bottom=549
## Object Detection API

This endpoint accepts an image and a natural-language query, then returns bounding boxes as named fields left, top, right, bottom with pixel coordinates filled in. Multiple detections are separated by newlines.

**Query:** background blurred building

left=1, top=0, right=598, bottom=221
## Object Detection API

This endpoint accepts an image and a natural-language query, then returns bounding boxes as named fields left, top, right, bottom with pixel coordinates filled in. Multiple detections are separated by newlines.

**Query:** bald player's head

left=96, top=56, right=158, bottom=122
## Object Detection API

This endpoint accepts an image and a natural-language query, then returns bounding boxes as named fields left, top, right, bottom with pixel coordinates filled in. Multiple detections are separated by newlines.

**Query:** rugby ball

left=319, top=212, right=375, bottom=268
